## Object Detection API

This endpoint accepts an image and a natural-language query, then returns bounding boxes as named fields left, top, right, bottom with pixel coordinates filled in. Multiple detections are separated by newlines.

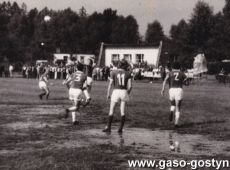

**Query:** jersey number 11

left=117, top=74, right=125, bottom=86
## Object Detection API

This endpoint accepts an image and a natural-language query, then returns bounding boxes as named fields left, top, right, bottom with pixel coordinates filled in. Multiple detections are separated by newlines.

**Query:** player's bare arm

left=83, top=80, right=88, bottom=90
left=63, top=76, right=72, bottom=85
left=43, top=76, right=48, bottom=83
left=127, top=78, right=132, bottom=94
left=161, top=74, right=169, bottom=96
left=183, top=74, right=188, bottom=83
left=107, top=79, right=113, bottom=100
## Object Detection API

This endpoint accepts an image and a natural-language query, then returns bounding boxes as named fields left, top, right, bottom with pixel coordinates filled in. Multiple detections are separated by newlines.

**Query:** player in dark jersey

left=103, top=59, right=132, bottom=133
left=38, top=69, right=50, bottom=100
left=82, top=58, right=94, bottom=106
left=161, top=63, right=187, bottom=128
left=63, top=62, right=87, bottom=125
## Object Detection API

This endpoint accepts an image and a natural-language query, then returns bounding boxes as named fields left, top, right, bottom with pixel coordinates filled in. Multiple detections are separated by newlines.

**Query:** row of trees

left=165, top=0, right=230, bottom=66
left=1, top=1, right=230, bottom=66
left=0, top=2, right=140, bottom=63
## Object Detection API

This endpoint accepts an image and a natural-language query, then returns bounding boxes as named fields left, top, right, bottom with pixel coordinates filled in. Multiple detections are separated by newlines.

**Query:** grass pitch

left=0, top=78, right=230, bottom=170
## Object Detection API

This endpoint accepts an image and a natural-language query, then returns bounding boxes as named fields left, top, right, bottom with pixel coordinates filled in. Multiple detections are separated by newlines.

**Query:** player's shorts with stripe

left=111, top=89, right=129, bottom=102
left=39, top=81, right=47, bottom=89
left=169, top=88, right=183, bottom=101
left=87, top=77, right=93, bottom=86
left=69, top=88, right=82, bottom=102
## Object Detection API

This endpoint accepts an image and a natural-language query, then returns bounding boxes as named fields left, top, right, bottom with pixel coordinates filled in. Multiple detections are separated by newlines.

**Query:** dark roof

left=103, top=43, right=160, bottom=49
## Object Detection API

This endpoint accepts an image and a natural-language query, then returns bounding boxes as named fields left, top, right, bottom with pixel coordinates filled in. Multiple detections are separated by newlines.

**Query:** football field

left=0, top=78, right=230, bottom=170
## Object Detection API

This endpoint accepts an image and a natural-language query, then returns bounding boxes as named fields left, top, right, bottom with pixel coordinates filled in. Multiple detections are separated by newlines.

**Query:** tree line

left=0, top=2, right=140, bottom=63
left=0, top=0, right=230, bottom=67
left=165, top=0, right=230, bottom=67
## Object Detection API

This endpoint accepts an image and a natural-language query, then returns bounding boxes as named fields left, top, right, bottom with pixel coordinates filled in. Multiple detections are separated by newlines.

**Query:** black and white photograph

left=0, top=0, right=230, bottom=169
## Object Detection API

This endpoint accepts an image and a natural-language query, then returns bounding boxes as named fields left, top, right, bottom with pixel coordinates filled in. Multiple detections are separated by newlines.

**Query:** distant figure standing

left=54, top=66, right=58, bottom=80
left=36, top=64, right=41, bottom=79
left=22, top=65, right=27, bottom=78
left=25, top=67, right=29, bottom=79
left=104, top=66, right=110, bottom=81
left=9, top=64, right=14, bottom=78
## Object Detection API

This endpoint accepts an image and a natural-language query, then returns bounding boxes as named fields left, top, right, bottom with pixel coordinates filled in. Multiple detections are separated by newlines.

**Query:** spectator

left=92, top=67, right=97, bottom=80
left=54, top=66, right=58, bottom=80
left=4, top=65, right=9, bottom=77
left=9, top=64, right=14, bottom=78
left=22, top=65, right=27, bottom=78
left=33, top=66, right=37, bottom=78
left=25, top=66, right=29, bottom=78
left=104, top=66, right=110, bottom=81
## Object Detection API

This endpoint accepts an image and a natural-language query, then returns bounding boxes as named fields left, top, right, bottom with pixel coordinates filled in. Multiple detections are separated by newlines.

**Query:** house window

left=63, top=56, right=68, bottom=62
left=124, top=54, right=132, bottom=62
left=111, top=54, right=120, bottom=62
left=136, top=54, right=144, bottom=63
left=80, top=56, right=84, bottom=63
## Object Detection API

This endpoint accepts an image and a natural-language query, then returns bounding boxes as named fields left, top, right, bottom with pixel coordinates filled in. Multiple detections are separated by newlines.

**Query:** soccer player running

left=82, top=58, right=94, bottom=106
left=64, top=65, right=74, bottom=90
left=103, top=59, right=132, bottom=133
left=63, top=62, right=87, bottom=125
left=161, top=63, right=187, bottom=128
left=38, top=69, right=50, bottom=100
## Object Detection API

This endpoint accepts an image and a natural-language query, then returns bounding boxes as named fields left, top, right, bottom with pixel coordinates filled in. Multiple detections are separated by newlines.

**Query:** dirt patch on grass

left=4, top=121, right=61, bottom=130
left=77, top=128, right=230, bottom=157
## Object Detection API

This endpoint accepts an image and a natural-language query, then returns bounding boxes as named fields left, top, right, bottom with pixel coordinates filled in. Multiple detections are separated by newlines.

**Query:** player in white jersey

left=38, top=69, right=50, bottom=100
left=64, top=65, right=74, bottom=90
left=82, top=58, right=94, bottom=106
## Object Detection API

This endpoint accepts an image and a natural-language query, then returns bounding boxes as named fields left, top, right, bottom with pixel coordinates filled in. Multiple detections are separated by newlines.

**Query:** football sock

left=83, top=98, right=91, bottom=107
left=170, top=106, right=175, bottom=112
left=175, top=112, right=180, bottom=125
left=107, top=115, right=113, bottom=129
left=46, top=93, right=49, bottom=99
left=84, top=90, right=91, bottom=100
left=72, top=112, right=76, bottom=122
left=118, top=116, right=125, bottom=133
left=40, top=92, right=46, bottom=96
left=68, top=106, right=77, bottom=112
left=103, top=115, right=113, bottom=132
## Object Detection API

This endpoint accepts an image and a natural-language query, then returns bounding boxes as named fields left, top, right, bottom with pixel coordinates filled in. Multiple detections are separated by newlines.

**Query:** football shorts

left=69, top=88, right=82, bottom=102
left=87, top=77, right=93, bottom=86
left=169, top=88, right=183, bottom=101
left=39, top=81, right=47, bottom=89
left=111, top=89, right=129, bottom=102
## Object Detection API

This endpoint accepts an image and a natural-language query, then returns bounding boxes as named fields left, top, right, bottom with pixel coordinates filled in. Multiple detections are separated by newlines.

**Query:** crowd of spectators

left=0, top=64, right=14, bottom=78
left=92, top=66, right=110, bottom=81
left=1, top=60, right=167, bottom=82
left=20, top=63, right=111, bottom=81
left=22, top=64, right=75, bottom=80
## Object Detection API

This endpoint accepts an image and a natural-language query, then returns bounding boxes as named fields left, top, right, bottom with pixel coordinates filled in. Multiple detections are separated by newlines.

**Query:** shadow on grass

left=50, top=97, right=68, bottom=101
left=180, top=120, right=226, bottom=128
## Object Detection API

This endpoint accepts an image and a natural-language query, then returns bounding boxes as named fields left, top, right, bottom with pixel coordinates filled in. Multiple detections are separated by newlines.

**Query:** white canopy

left=222, top=59, right=230, bottom=63
left=193, top=53, right=208, bottom=74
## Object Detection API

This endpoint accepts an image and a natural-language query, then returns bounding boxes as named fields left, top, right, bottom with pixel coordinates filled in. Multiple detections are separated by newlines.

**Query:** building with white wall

left=103, top=43, right=162, bottom=67
left=53, top=53, right=95, bottom=65
left=72, top=54, right=95, bottom=64
left=53, top=53, right=71, bottom=65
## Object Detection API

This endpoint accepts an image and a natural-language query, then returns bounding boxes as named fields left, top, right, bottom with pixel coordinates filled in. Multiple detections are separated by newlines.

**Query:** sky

left=2, top=0, right=226, bottom=36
